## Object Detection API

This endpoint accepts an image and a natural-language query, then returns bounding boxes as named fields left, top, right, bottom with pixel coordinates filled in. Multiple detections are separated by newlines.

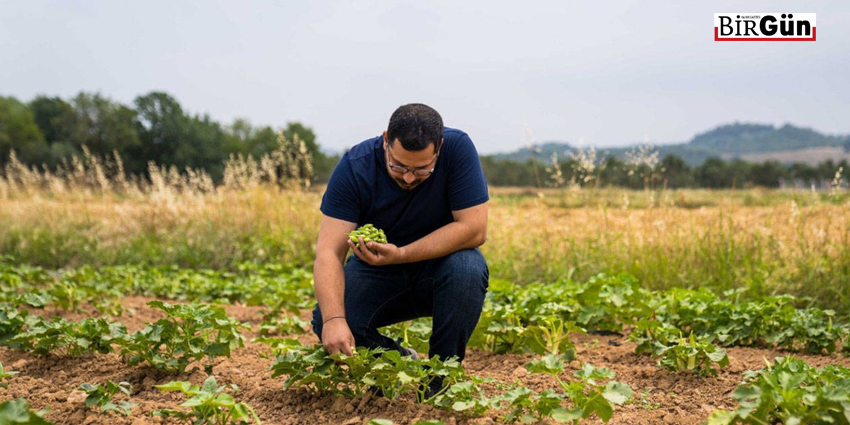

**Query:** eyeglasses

left=385, top=142, right=440, bottom=177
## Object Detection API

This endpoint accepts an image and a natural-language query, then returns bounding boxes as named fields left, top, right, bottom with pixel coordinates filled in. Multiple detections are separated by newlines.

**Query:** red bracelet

left=323, top=315, right=346, bottom=325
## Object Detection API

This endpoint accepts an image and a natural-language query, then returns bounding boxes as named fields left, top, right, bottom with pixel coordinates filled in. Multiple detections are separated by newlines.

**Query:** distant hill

left=488, top=123, right=850, bottom=166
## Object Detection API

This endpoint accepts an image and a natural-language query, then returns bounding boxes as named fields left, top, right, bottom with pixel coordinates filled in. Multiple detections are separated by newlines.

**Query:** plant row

left=0, top=300, right=247, bottom=373
left=0, top=259, right=312, bottom=337
left=270, top=343, right=633, bottom=424
left=0, top=374, right=260, bottom=424
left=708, top=356, right=850, bottom=425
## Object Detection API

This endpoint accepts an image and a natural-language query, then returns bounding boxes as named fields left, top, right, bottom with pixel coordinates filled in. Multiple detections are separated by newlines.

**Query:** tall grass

left=1, top=149, right=848, bottom=316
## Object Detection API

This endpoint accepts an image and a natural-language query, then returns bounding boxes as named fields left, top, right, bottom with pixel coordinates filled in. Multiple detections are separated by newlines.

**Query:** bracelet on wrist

left=323, top=315, right=346, bottom=325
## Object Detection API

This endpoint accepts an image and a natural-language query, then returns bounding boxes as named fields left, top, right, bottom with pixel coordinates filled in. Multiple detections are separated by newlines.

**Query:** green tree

left=0, top=96, right=47, bottom=166
left=180, top=113, right=236, bottom=181
left=131, top=91, right=187, bottom=174
left=695, top=157, right=730, bottom=188
left=749, top=161, right=787, bottom=188
left=727, top=159, right=753, bottom=188
left=70, top=92, right=140, bottom=159
left=29, top=95, right=83, bottom=167
left=660, top=154, right=694, bottom=188
left=598, top=156, right=629, bottom=188
left=28, top=96, right=77, bottom=143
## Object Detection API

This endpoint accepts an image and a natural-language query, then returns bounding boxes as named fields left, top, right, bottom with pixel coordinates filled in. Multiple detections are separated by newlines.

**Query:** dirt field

left=2, top=296, right=848, bottom=425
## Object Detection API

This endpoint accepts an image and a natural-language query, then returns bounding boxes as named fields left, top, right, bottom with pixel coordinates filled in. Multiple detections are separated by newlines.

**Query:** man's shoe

left=399, top=345, right=419, bottom=360
left=422, top=376, right=446, bottom=401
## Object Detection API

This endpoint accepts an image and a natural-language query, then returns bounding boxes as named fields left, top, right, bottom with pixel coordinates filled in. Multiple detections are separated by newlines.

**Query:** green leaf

left=706, top=410, right=737, bottom=425
left=602, top=381, right=633, bottom=405
left=451, top=401, right=475, bottom=411
left=583, top=392, right=614, bottom=422
left=397, top=371, right=415, bottom=384
left=154, top=381, right=193, bottom=394
left=550, top=406, right=583, bottom=423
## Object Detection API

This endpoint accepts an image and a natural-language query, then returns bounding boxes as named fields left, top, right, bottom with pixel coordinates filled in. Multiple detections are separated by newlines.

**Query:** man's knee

left=436, top=249, right=489, bottom=306
left=442, top=249, right=488, bottom=284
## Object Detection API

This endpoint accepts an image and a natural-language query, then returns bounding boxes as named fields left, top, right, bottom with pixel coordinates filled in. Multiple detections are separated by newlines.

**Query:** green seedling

left=8, top=316, right=126, bottom=357
left=0, top=360, right=18, bottom=388
left=153, top=376, right=260, bottom=425
left=120, top=301, right=249, bottom=373
left=654, top=333, right=730, bottom=376
left=79, top=381, right=135, bottom=415
left=0, top=398, right=53, bottom=424
left=523, top=356, right=634, bottom=423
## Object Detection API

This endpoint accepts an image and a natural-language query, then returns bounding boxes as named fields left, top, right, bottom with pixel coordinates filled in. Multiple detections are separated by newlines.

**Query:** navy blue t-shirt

left=320, top=127, right=489, bottom=248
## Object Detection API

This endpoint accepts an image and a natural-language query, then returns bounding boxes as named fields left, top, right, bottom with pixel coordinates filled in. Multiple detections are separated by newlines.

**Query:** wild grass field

left=2, top=178, right=848, bottom=316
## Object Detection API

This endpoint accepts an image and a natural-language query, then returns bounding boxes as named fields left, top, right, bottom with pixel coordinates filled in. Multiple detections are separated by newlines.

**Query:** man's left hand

left=348, top=237, right=405, bottom=266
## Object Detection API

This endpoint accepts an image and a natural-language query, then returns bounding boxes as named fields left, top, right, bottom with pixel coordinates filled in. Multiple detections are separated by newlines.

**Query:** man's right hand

left=322, top=318, right=356, bottom=356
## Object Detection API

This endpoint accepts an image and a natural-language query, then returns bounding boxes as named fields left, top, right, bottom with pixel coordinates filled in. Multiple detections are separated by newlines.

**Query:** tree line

left=0, top=92, right=337, bottom=183
left=1, top=91, right=845, bottom=189
left=480, top=153, right=848, bottom=189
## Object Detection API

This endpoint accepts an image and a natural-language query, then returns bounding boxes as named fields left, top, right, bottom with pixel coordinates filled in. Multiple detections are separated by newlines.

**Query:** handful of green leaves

left=346, top=224, right=387, bottom=250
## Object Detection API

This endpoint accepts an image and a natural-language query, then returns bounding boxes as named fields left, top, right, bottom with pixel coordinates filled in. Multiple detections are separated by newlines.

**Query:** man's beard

left=394, top=178, right=421, bottom=191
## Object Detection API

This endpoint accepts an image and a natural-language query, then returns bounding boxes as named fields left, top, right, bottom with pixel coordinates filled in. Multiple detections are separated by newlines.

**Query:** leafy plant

left=652, top=289, right=844, bottom=353
left=79, top=381, right=135, bottom=415
left=526, top=317, right=583, bottom=358
left=629, top=319, right=681, bottom=354
left=0, top=303, right=28, bottom=345
left=153, top=376, right=260, bottom=425
left=271, top=344, right=469, bottom=403
left=523, top=356, right=634, bottom=423
left=358, top=350, right=466, bottom=403
left=0, top=360, right=18, bottom=388
left=382, top=318, right=432, bottom=355
left=50, top=266, right=125, bottom=315
left=708, top=356, right=850, bottom=425
left=656, top=334, right=729, bottom=376
left=8, top=316, right=126, bottom=357
left=430, top=379, right=497, bottom=416
left=120, top=301, right=249, bottom=373
left=270, top=344, right=342, bottom=394
left=0, top=398, right=53, bottom=424
left=258, top=314, right=307, bottom=336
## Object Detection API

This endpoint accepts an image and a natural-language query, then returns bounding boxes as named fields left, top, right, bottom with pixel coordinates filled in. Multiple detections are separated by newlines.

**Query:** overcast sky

left=2, top=1, right=848, bottom=154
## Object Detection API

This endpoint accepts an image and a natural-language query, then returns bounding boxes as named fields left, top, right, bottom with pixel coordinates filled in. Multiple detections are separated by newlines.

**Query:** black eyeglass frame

left=383, top=137, right=442, bottom=177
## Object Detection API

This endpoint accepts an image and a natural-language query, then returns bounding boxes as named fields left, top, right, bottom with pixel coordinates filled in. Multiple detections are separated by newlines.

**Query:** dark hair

left=386, top=103, right=443, bottom=152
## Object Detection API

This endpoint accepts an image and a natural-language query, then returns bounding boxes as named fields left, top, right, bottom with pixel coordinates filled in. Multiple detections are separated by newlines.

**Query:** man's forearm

left=399, top=221, right=485, bottom=264
left=313, top=254, right=347, bottom=321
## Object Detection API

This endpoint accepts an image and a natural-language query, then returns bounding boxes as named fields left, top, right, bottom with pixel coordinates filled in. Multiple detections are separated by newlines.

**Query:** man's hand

left=348, top=237, right=405, bottom=266
left=322, top=319, right=356, bottom=356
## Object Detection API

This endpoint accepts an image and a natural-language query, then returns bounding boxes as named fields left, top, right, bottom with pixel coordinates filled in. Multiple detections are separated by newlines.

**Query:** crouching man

left=311, top=103, right=490, bottom=397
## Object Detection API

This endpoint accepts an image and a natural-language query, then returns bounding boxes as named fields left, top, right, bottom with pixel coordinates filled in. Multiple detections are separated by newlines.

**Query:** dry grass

left=1, top=151, right=849, bottom=315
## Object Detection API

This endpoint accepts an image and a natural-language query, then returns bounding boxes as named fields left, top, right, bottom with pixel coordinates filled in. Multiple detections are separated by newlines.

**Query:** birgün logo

left=714, top=13, right=816, bottom=41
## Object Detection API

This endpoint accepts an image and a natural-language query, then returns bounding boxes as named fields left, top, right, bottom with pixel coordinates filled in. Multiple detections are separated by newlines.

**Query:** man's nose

left=403, top=172, right=416, bottom=184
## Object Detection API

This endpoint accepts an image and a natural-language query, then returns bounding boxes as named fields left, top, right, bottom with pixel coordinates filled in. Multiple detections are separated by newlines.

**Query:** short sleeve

left=447, top=132, right=490, bottom=211
left=320, top=155, right=361, bottom=223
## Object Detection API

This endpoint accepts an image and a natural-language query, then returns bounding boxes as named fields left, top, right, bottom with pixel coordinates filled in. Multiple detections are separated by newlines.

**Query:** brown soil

left=1, top=297, right=848, bottom=425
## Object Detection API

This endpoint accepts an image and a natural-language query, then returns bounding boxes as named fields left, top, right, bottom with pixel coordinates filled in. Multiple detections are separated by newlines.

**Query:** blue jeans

left=311, top=248, right=489, bottom=362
